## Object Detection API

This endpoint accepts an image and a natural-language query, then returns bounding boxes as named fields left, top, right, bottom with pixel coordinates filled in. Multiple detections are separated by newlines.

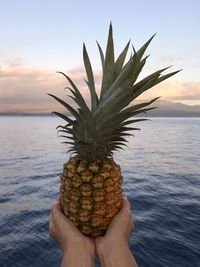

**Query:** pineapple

left=48, top=24, right=179, bottom=237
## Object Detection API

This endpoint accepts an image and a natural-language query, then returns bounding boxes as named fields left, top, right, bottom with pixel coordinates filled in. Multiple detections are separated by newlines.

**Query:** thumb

left=51, top=202, right=66, bottom=221
left=121, top=196, right=131, bottom=213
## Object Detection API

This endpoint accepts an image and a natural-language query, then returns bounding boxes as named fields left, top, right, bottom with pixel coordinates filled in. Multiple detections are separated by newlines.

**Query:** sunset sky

left=0, top=0, right=200, bottom=114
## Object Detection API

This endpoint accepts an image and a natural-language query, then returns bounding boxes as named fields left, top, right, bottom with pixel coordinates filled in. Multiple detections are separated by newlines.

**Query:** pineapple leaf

left=114, top=40, right=130, bottom=79
left=67, top=88, right=94, bottom=127
left=132, top=67, right=171, bottom=92
left=48, top=93, right=81, bottom=121
left=57, top=72, right=91, bottom=116
left=121, top=107, right=156, bottom=118
left=96, top=41, right=105, bottom=69
left=49, top=25, right=179, bottom=161
left=131, top=70, right=181, bottom=101
left=83, top=44, right=99, bottom=112
left=97, top=98, right=158, bottom=129
left=135, top=34, right=156, bottom=60
left=153, top=70, right=181, bottom=85
left=100, top=23, right=115, bottom=99
left=121, top=118, right=148, bottom=126
left=52, top=111, right=74, bottom=125
left=121, top=97, right=160, bottom=115
left=66, top=147, right=76, bottom=153
left=94, top=55, right=149, bottom=117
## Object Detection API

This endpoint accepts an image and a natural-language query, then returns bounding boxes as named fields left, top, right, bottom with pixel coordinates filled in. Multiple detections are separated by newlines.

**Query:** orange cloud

left=0, top=66, right=95, bottom=114
left=141, top=81, right=200, bottom=101
left=0, top=66, right=199, bottom=114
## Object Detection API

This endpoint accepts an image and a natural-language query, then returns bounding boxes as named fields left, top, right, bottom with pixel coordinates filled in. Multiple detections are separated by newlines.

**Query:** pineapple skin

left=60, top=156, right=123, bottom=237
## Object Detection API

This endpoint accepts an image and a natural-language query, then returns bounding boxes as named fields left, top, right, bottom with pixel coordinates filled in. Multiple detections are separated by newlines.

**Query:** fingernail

left=53, top=200, right=59, bottom=205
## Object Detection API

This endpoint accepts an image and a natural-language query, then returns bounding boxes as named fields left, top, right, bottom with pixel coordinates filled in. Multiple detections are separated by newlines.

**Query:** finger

left=49, top=208, right=53, bottom=228
left=51, top=202, right=80, bottom=232
left=51, top=202, right=62, bottom=217
left=52, top=198, right=60, bottom=206
left=128, top=223, right=135, bottom=239
left=53, top=200, right=59, bottom=206
left=56, top=195, right=61, bottom=202
left=131, top=223, right=135, bottom=232
left=51, top=202, right=67, bottom=224
left=121, top=196, right=132, bottom=213
left=49, top=212, right=55, bottom=238
left=122, top=195, right=130, bottom=206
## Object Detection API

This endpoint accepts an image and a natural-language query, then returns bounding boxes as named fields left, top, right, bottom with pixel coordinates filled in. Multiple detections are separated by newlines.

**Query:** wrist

left=62, top=236, right=95, bottom=256
left=63, top=244, right=95, bottom=258
left=98, top=243, right=129, bottom=258
left=96, top=237, right=128, bottom=258
left=98, top=245, right=138, bottom=267
left=62, top=245, right=95, bottom=267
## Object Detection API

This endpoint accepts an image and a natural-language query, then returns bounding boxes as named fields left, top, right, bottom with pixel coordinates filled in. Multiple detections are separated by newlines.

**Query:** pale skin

left=49, top=197, right=138, bottom=267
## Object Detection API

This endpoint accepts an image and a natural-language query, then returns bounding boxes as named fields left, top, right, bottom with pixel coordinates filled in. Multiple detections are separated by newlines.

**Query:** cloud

left=4, top=57, right=24, bottom=68
left=141, top=81, right=200, bottom=101
left=0, top=66, right=102, bottom=114
left=159, top=55, right=182, bottom=63
left=178, top=82, right=200, bottom=100
left=0, top=67, right=61, bottom=113
left=0, top=65, right=199, bottom=114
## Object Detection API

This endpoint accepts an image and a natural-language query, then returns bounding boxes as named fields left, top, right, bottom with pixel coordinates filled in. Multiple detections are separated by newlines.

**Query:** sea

left=0, top=116, right=199, bottom=267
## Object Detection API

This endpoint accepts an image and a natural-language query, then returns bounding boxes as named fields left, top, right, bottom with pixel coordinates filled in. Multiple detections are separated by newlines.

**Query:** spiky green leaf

left=83, top=44, right=98, bottom=112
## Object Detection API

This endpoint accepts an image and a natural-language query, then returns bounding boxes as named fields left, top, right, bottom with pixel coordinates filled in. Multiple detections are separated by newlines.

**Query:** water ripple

left=0, top=117, right=199, bottom=267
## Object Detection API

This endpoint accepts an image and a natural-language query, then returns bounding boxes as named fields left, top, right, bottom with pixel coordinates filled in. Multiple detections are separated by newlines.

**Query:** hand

left=49, top=201, right=95, bottom=267
left=96, top=196, right=134, bottom=253
left=95, top=196, right=137, bottom=267
left=49, top=197, right=137, bottom=267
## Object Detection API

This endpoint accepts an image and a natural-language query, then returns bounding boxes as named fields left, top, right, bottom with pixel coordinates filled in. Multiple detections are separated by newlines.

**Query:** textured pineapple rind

left=60, top=156, right=123, bottom=237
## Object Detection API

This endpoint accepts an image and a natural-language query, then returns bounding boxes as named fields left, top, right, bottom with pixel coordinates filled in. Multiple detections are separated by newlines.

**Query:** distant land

left=147, top=100, right=200, bottom=117
left=0, top=100, right=200, bottom=117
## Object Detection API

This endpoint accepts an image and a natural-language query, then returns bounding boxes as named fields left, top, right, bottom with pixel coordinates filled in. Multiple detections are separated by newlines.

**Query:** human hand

left=95, top=196, right=137, bottom=267
left=95, top=196, right=134, bottom=252
left=49, top=200, right=95, bottom=266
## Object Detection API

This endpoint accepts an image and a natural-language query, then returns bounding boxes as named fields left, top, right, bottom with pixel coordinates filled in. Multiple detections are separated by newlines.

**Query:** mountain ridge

left=0, top=100, right=200, bottom=117
left=147, top=100, right=200, bottom=117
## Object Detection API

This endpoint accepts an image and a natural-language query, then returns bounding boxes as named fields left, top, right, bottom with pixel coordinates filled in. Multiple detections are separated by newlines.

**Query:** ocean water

left=0, top=116, right=199, bottom=267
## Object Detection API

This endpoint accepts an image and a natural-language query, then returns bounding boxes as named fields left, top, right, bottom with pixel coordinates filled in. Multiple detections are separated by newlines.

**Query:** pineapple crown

left=48, top=24, right=180, bottom=162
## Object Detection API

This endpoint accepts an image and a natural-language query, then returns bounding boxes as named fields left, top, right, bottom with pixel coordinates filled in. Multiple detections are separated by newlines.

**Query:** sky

left=0, top=0, right=200, bottom=114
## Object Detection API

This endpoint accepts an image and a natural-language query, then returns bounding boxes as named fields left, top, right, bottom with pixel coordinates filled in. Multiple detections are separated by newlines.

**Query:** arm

left=97, top=245, right=138, bottom=267
left=49, top=201, right=95, bottom=267
left=60, top=248, right=94, bottom=267
left=95, top=197, right=138, bottom=267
